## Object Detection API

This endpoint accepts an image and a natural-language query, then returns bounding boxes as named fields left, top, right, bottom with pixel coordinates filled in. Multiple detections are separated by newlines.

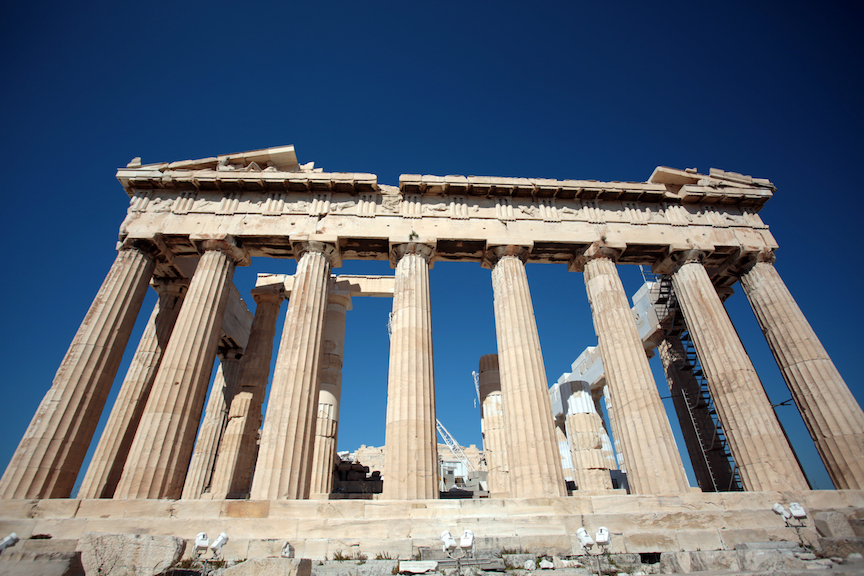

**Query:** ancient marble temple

left=3, top=145, right=862, bottom=504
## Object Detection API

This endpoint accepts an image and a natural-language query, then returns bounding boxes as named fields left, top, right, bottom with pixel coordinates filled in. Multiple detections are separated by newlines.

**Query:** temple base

left=0, top=491, right=860, bottom=561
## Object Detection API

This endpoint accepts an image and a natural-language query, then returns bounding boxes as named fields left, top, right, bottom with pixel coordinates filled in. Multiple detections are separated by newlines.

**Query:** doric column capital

left=250, top=285, right=284, bottom=305
left=118, top=237, right=161, bottom=260
left=150, top=277, right=190, bottom=298
left=292, top=237, right=341, bottom=267
left=327, top=290, right=353, bottom=311
left=568, top=242, right=623, bottom=273
left=739, top=248, right=777, bottom=275
left=191, top=235, right=250, bottom=266
left=481, top=243, right=532, bottom=270
left=389, top=240, right=436, bottom=268
left=652, top=248, right=708, bottom=275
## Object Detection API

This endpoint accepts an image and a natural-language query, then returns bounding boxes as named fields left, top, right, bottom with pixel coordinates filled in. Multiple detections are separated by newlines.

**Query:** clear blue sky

left=1, top=1, right=861, bottom=492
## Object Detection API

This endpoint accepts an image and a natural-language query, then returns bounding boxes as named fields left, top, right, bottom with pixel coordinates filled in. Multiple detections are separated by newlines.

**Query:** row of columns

left=480, top=242, right=862, bottom=496
left=2, top=236, right=862, bottom=501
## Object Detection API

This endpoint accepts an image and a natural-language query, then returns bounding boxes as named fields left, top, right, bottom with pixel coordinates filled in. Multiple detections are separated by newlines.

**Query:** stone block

left=502, top=553, right=535, bottom=568
left=397, top=560, right=438, bottom=573
left=220, top=537, right=250, bottom=561
left=737, top=549, right=794, bottom=571
left=622, top=532, right=677, bottom=553
left=295, top=539, right=328, bottom=560
left=518, top=534, right=572, bottom=556
left=0, top=520, right=35, bottom=539
left=29, top=519, right=88, bottom=540
left=474, top=535, right=521, bottom=555
left=314, top=559, right=398, bottom=576
left=121, top=500, right=174, bottom=518
left=0, top=500, right=38, bottom=518
left=268, top=500, right=320, bottom=519
left=364, top=538, right=412, bottom=560
left=76, top=499, right=128, bottom=519
left=223, top=501, right=270, bottom=518
left=841, top=490, right=864, bottom=508
left=29, top=500, right=81, bottom=519
left=0, top=550, right=85, bottom=576
left=552, top=556, right=588, bottom=570
left=169, top=500, right=224, bottom=518
left=720, top=491, right=785, bottom=511
left=223, top=557, right=311, bottom=576
left=590, top=494, right=689, bottom=515
left=817, top=537, right=864, bottom=558
left=803, top=490, right=862, bottom=509
left=315, top=501, right=365, bottom=519
left=20, top=539, right=79, bottom=553
left=718, top=527, right=769, bottom=548
left=660, top=551, right=690, bottom=573
left=764, top=525, right=820, bottom=549
left=361, top=501, right=411, bottom=520
left=248, top=538, right=289, bottom=558
left=689, top=550, right=740, bottom=572
left=815, top=511, right=856, bottom=538
left=675, top=529, right=722, bottom=552
left=734, top=540, right=802, bottom=551
left=77, top=532, right=185, bottom=576
left=598, top=553, right=641, bottom=573
left=406, top=501, right=464, bottom=519
left=719, top=509, right=779, bottom=529
left=456, top=498, right=508, bottom=517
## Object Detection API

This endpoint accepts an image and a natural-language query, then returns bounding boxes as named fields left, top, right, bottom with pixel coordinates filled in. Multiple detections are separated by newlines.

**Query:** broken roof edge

left=125, top=145, right=301, bottom=173
left=649, top=166, right=775, bottom=190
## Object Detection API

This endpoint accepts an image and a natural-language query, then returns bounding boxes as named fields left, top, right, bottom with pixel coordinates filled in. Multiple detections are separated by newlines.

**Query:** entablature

left=117, top=146, right=778, bottom=291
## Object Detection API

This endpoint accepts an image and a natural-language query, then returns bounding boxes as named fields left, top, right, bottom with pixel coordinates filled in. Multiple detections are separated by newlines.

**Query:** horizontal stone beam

left=255, top=273, right=395, bottom=298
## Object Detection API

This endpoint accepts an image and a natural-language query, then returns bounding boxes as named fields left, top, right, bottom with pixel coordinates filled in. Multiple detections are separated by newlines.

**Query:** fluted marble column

left=78, top=278, right=188, bottom=499
left=0, top=242, right=156, bottom=499
left=657, top=335, right=735, bottom=492
left=383, top=243, right=438, bottom=500
left=310, top=292, right=351, bottom=497
left=210, top=288, right=283, bottom=499
left=478, top=354, right=509, bottom=497
left=565, top=381, right=613, bottom=491
left=251, top=241, right=337, bottom=500
left=181, top=351, right=242, bottom=499
left=556, top=424, right=576, bottom=484
left=486, top=245, right=566, bottom=498
left=739, top=252, right=864, bottom=489
left=599, top=383, right=626, bottom=473
left=592, top=387, right=618, bottom=472
left=575, top=246, right=689, bottom=494
left=669, top=250, right=808, bottom=491
left=114, top=237, right=248, bottom=499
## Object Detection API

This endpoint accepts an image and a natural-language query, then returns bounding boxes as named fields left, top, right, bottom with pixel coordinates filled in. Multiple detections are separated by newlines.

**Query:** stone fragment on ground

left=398, top=560, right=438, bottom=574
left=224, top=557, right=312, bottom=576
left=814, top=511, right=856, bottom=538
left=77, top=532, right=184, bottom=576
left=311, top=559, right=398, bottom=576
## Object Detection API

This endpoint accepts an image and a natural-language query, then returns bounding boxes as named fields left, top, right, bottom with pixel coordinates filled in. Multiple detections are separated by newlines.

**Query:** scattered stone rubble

left=2, top=539, right=864, bottom=576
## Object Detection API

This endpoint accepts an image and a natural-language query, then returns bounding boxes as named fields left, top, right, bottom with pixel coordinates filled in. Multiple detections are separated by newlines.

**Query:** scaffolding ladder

left=648, top=273, right=742, bottom=491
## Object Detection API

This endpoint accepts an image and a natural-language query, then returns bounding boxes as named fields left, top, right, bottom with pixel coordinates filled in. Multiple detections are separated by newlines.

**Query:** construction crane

left=436, top=419, right=475, bottom=472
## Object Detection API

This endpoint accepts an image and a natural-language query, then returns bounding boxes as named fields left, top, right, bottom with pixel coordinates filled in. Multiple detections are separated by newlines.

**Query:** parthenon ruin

left=1, top=145, right=862, bottom=563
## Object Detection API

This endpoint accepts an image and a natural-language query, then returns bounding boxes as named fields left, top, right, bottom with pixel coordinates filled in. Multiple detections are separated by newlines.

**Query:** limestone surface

left=0, top=551, right=84, bottom=576
left=223, top=557, right=311, bottom=576
left=77, top=532, right=184, bottom=576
